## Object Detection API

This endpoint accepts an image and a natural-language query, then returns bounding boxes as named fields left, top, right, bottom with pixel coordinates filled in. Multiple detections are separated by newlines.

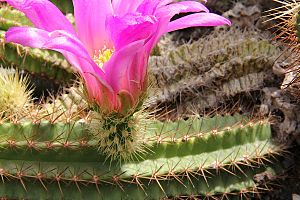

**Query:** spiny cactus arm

left=39, top=84, right=88, bottom=122
left=149, top=30, right=284, bottom=115
left=0, top=163, right=279, bottom=200
left=150, top=38, right=279, bottom=88
left=0, top=116, right=279, bottom=178
left=0, top=119, right=282, bottom=199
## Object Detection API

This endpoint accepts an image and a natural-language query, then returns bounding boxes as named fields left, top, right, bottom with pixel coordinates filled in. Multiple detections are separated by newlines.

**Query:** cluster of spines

left=0, top=67, right=33, bottom=117
left=265, top=0, right=300, bottom=50
left=265, top=0, right=300, bottom=96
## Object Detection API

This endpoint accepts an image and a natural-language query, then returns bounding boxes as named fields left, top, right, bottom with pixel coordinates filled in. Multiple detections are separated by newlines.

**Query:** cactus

left=0, top=3, right=287, bottom=199
left=265, top=0, right=300, bottom=49
left=0, top=71, right=285, bottom=198
left=0, top=5, right=32, bottom=30
left=148, top=28, right=287, bottom=117
left=40, top=84, right=88, bottom=122
left=0, top=31, right=75, bottom=82
left=0, top=112, right=284, bottom=199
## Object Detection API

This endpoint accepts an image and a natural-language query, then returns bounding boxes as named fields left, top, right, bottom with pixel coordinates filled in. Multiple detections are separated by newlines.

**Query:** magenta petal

left=3, top=0, right=75, bottom=33
left=167, top=13, right=231, bottom=32
left=43, top=30, right=107, bottom=80
left=106, top=13, right=156, bottom=50
left=43, top=31, right=91, bottom=62
left=65, top=55, right=115, bottom=112
left=73, top=0, right=113, bottom=55
left=5, top=27, right=49, bottom=47
left=158, top=0, right=175, bottom=7
left=5, top=27, right=105, bottom=78
left=112, top=0, right=144, bottom=15
left=156, top=1, right=209, bottom=18
left=103, top=40, right=145, bottom=92
left=136, top=0, right=160, bottom=15
left=127, top=50, right=148, bottom=96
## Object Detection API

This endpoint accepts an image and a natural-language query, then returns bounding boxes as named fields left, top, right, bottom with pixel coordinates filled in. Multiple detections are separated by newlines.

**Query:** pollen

left=93, top=47, right=114, bottom=68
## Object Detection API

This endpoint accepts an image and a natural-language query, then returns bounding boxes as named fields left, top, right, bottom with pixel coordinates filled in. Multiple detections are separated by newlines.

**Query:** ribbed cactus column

left=0, top=114, right=284, bottom=199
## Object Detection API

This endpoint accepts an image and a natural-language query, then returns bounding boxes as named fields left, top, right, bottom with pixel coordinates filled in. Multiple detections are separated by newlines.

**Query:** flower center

left=93, top=47, right=114, bottom=68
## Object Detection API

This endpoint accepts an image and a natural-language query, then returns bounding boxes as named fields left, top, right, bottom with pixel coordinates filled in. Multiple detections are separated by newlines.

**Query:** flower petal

left=5, top=26, right=115, bottom=111
left=167, top=13, right=231, bottom=32
left=158, top=0, right=175, bottom=7
left=82, top=68, right=116, bottom=113
left=156, top=1, right=209, bottom=18
left=5, top=26, right=49, bottom=47
left=141, top=1, right=210, bottom=53
left=112, top=0, right=149, bottom=15
left=2, top=0, right=75, bottom=33
left=103, top=40, right=145, bottom=93
left=72, top=0, right=113, bottom=55
left=5, top=27, right=106, bottom=79
left=136, top=0, right=160, bottom=15
left=106, top=13, right=157, bottom=50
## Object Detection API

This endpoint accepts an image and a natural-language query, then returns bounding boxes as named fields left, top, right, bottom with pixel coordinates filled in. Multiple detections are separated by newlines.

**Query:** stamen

left=93, top=46, right=114, bottom=68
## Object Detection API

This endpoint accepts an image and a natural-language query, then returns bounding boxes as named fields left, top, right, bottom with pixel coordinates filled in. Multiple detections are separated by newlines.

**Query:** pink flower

left=3, top=0, right=230, bottom=114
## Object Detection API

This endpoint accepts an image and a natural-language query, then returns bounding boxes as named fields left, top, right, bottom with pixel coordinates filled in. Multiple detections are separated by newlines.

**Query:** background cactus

left=148, top=28, right=288, bottom=118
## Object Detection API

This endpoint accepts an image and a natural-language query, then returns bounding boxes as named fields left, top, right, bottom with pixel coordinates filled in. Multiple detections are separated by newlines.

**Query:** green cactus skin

left=0, top=114, right=284, bottom=199
left=0, top=5, right=32, bottom=31
left=0, top=164, right=279, bottom=200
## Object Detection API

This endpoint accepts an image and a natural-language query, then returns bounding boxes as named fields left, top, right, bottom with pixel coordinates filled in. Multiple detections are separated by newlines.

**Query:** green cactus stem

left=0, top=5, right=32, bottom=31
left=0, top=114, right=284, bottom=199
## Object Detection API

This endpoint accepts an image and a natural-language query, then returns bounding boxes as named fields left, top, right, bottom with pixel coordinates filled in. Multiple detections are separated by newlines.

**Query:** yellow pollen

left=93, top=47, right=114, bottom=68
